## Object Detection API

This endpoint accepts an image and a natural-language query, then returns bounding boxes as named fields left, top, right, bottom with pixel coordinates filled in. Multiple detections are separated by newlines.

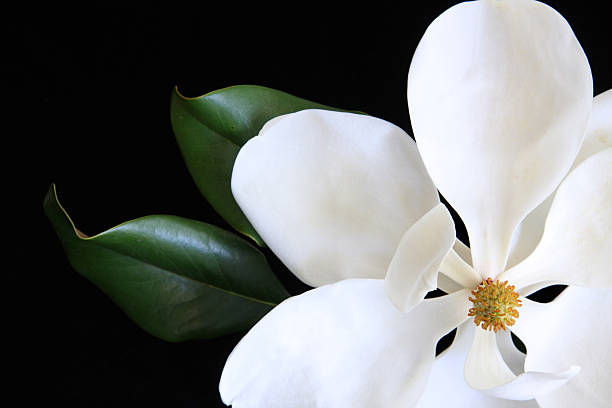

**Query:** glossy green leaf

left=44, top=184, right=290, bottom=342
left=170, top=85, right=350, bottom=246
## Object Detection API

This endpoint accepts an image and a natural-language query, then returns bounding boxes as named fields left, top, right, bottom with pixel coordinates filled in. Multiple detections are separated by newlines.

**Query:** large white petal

left=518, top=281, right=558, bottom=298
left=574, top=89, right=612, bottom=166
left=408, top=0, right=592, bottom=280
left=482, top=367, right=580, bottom=401
left=438, top=271, right=464, bottom=293
left=439, top=244, right=481, bottom=290
left=501, top=148, right=612, bottom=290
left=512, top=287, right=612, bottom=408
left=497, top=330, right=527, bottom=376
left=417, top=323, right=538, bottom=408
left=232, top=109, right=439, bottom=287
left=438, top=239, right=478, bottom=293
left=507, top=89, right=612, bottom=268
left=464, top=327, right=578, bottom=400
left=385, top=203, right=456, bottom=312
left=465, top=329, right=516, bottom=390
left=453, top=238, right=473, bottom=265
left=506, top=196, right=553, bottom=269
left=219, top=279, right=471, bottom=408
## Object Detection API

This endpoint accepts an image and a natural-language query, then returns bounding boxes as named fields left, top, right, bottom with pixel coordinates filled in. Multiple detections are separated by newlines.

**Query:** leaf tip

left=173, top=84, right=188, bottom=100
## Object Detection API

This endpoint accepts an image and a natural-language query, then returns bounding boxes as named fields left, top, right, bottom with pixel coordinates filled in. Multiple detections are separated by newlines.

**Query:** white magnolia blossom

left=220, top=1, right=612, bottom=407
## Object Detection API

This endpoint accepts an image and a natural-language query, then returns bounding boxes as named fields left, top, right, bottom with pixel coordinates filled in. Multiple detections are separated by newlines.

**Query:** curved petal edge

left=385, top=203, right=456, bottom=312
left=220, top=280, right=471, bottom=407
left=232, top=109, right=439, bottom=287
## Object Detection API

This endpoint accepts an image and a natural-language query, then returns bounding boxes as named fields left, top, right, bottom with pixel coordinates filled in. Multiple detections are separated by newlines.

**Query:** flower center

left=468, top=278, right=522, bottom=333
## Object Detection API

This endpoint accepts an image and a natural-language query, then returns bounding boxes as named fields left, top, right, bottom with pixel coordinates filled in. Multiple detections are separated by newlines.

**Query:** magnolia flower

left=218, top=1, right=611, bottom=407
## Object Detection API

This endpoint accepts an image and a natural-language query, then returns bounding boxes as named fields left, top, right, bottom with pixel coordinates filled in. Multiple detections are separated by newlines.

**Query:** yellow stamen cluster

left=468, top=278, right=522, bottom=333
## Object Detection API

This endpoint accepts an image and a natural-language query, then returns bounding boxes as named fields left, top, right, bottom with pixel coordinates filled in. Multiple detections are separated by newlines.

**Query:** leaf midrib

left=82, top=236, right=279, bottom=307
left=178, top=95, right=241, bottom=148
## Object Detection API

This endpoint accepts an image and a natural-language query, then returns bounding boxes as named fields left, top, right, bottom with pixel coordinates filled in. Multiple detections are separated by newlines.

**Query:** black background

left=12, top=1, right=611, bottom=406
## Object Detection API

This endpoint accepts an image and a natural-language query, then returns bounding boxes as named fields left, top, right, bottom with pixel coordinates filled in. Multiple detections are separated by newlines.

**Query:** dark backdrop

left=13, top=2, right=611, bottom=407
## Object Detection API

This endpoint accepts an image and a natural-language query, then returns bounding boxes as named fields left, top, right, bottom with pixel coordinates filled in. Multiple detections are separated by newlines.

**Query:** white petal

left=417, top=323, right=538, bottom=408
left=482, top=368, right=580, bottom=401
left=438, top=271, right=464, bottom=294
left=219, top=279, right=471, bottom=408
left=512, top=287, right=612, bottom=408
left=439, top=245, right=481, bottom=290
left=507, top=90, right=612, bottom=268
left=506, top=196, right=553, bottom=269
left=438, top=239, right=477, bottom=293
left=385, top=203, right=456, bottom=312
left=465, top=326, right=579, bottom=401
left=465, top=329, right=516, bottom=390
left=232, top=109, right=439, bottom=286
left=453, top=238, right=473, bottom=266
left=408, top=0, right=592, bottom=279
left=518, top=281, right=557, bottom=298
left=501, top=148, right=612, bottom=290
left=574, top=89, right=612, bottom=166
left=497, top=331, right=526, bottom=376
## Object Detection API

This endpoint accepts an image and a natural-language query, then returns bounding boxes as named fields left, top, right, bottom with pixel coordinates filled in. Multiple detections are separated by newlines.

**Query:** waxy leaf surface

left=44, top=184, right=289, bottom=341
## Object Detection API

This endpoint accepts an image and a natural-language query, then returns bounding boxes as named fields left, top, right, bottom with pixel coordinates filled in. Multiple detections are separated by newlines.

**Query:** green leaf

left=170, top=85, right=351, bottom=246
left=44, top=184, right=290, bottom=342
